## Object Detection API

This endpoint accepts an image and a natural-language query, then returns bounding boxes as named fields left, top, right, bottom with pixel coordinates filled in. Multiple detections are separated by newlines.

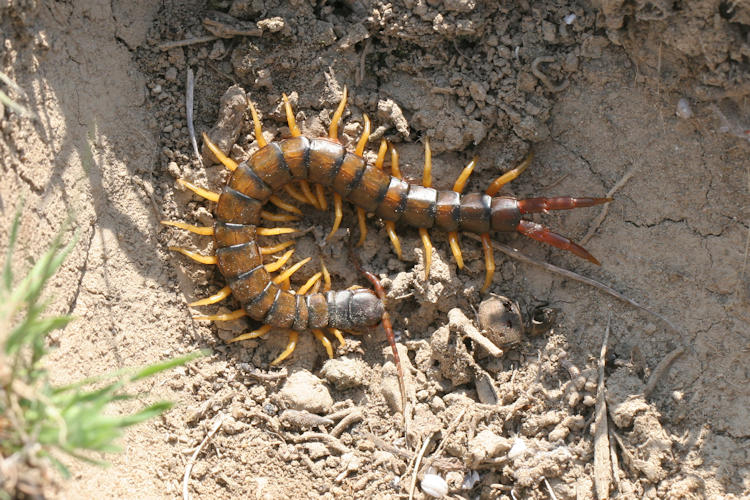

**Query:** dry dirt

left=1, top=0, right=749, bottom=498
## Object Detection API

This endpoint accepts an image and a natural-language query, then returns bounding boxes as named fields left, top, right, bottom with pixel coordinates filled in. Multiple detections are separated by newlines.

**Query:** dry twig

left=643, top=346, right=684, bottom=398
left=593, top=313, right=612, bottom=499
left=183, top=413, right=225, bottom=500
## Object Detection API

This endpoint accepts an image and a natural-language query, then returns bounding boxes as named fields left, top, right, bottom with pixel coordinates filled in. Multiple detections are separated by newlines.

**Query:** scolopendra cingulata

left=163, top=88, right=611, bottom=367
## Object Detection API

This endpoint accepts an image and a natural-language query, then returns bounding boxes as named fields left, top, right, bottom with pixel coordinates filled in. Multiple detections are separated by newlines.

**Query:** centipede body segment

left=164, top=89, right=611, bottom=365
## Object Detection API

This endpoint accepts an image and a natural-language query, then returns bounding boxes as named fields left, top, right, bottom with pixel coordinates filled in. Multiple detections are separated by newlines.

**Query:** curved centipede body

left=164, top=89, right=611, bottom=365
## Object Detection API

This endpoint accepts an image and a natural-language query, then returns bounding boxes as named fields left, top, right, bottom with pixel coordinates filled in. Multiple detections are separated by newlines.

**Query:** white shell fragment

left=564, top=13, right=576, bottom=24
left=421, top=473, right=449, bottom=498
left=676, top=98, right=693, bottom=119
left=507, top=438, right=528, bottom=459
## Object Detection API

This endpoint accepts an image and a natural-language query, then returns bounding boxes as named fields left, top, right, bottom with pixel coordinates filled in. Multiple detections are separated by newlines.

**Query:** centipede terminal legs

left=348, top=241, right=407, bottom=417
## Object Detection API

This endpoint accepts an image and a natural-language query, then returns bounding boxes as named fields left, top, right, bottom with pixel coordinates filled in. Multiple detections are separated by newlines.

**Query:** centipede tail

left=164, top=90, right=610, bottom=366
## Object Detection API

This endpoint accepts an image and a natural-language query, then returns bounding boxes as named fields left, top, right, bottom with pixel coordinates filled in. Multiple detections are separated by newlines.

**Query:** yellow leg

left=453, top=157, right=478, bottom=193
left=312, top=329, right=334, bottom=359
left=169, top=247, right=217, bottom=265
left=189, top=286, right=232, bottom=307
left=355, top=114, right=371, bottom=156
left=260, top=240, right=295, bottom=255
left=177, top=179, right=220, bottom=202
left=419, top=228, right=432, bottom=280
left=315, top=184, right=328, bottom=211
left=282, top=93, right=301, bottom=137
left=193, top=309, right=247, bottom=321
left=269, top=195, right=303, bottom=215
left=273, top=257, right=312, bottom=284
left=389, top=145, right=402, bottom=179
left=448, top=232, right=464, bottom=269
left=423, top=138, right=432, bottom=187
left=486, top=151, right=533, bottom=196
left=284, top=184, right=313, bottom=205
left=257, top=227, right=297, bottom=236
left=201, top=132, right=238, bottom=171
left=298, top=272, right=322, bottom=295
left=161, top=220, right=214, bottom=236
left=228, top=324, right=272, bottom=343
left=385, top=222, right=403, bottom=259
left=328, top=328, right=346, bottom=347
left=328, top=86, right=348, bottom=140
left=356, top=208, right=367, bottom=246
left=280, top=278, right=291, bottom=291
left=375, top=139, right=388, bottom=170
left=299, top=180, right=321, bottom=209
left=310, top=279, right=322, bottom=294
left=264, top=248, right=295, bottom=272
left=480, top=233, right=495, bottom=293
left=321, top=258, right=331, bottom=291
left=326, top=193, right=343, bottom=240
left=261, top=211, right=299, bottom=223
left=248, top=100, right=268, bottom=148
left=270, top=330, right=299, bottom=365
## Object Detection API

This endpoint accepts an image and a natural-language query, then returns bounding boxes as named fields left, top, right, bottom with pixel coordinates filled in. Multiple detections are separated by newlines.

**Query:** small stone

left=166, top=161, right=181, bottom=178
left=467, top=430, right=512, bottom=466
left=278, top=370, right=333, bottom=414
left=165, top=67, right=178, bottom=82
left=258, top=17, right=285, bottom=33
left=320, top=357, right=367, bottom=390
left=305, top=442, right=329, bottom=460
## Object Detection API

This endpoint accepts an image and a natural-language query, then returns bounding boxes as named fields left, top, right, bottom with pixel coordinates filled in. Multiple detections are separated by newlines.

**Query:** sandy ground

left=1, top=0, right=749, bottom=498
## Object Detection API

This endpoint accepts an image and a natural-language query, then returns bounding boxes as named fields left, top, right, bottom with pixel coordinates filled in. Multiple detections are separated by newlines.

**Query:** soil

left=1, top=0, right=749, bottom=498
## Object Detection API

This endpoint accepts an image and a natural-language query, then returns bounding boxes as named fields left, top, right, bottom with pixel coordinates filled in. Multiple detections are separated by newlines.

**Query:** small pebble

left=564, top=13, right=576, bottom=24
left=278, top=370, right=333, bottom=414
left=165, top=67, right=178, bottom=82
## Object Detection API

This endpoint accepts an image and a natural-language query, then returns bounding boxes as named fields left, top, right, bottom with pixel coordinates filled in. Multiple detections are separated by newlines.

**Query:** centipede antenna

left=321, top=257, right=331, bottom=291
left=228, top=324, right=273, bottom=343
left=328, top=328, right=346, bottom=347
left=516, top=220, right=601, bottom=265
left=355, top=208, right=367, bottom=246
left=177, top=179, right=220, bottom=203
left=248, top=100, right=268, bottom=148
left=273, top=257, right=312, bottom=284
left=299, top=180, right=321, bottom=209
left=448, top=232, right=464, bottom=269
left=485, top=151, right=533, bottom=196
left=160, top=220, right=214, bottom=236
left=282, top=93, right=301, bottom=137
left=355, top=114, right=371, bottom=156
left=169, top=247, right=218, bottom=265
left=453, top=157, right=477, bottom=193
left=284, top=184, right=313, bottom=205
left=269, top=194, right=303, bottom=215
left=257, top=227, right=297, bottom=236
left=261, top=211, right=300, bottom=223
left=480, top=233, right=495, bottom=293
left=260, top=240, right=295, bottom=255
left=326, top=193, right=343, bottom=240
left=375, top=139, right=388, bottom=170
left=423, top=138, right=432, bottom=187
left=298, top=272, right=322, bottom=295
left=264, top=248, right=295, bottom=272
left=202, top=132, right=238, bottom=171
left=328, top=86, right=348, bottom=140
left=419, top=228, right=433, bottom=280
left=189, top=286, right=232, bottom=307
left=312, top=329, right=334, bottom=359
left=193, top=309, right=247, bottom=322
left=270, top=330, right=299, bottom=365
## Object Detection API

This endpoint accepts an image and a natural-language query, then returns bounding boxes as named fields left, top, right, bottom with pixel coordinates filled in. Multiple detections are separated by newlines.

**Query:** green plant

left=0, top=209, right=201, bottom=497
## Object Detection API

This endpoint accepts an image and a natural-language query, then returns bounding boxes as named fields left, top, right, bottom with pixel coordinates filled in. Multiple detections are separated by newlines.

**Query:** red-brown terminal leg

left=518, top=196, right=612, bottom=214
left=516, top=220, right=601, bottom=264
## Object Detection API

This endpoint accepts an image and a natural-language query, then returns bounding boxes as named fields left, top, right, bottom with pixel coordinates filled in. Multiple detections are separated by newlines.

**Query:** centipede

left=163, top=88, right=611, bottom=367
